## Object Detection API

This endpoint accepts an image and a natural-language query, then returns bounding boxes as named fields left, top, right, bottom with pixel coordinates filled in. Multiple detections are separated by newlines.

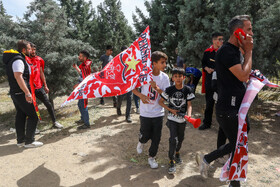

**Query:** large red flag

left=62, top=26, right=152, bottom=106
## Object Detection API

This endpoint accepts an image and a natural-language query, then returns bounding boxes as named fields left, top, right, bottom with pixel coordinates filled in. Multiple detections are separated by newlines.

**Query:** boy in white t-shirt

left=132, top=51, right=170, bottom=169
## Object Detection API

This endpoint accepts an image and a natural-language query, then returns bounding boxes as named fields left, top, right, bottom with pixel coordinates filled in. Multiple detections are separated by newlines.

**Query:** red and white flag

left=62, top=26, right=152, bottom=106
left=220, top=70, right=279, bottom=182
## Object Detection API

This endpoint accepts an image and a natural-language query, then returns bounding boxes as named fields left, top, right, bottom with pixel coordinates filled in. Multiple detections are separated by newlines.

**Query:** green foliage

left=93, top=0, right=135, bottom=57
left=21, top=0, right=94, bottom=104
left=178, top=0, right=280, bottom=76
left=133, top=0, right=185, bottom=65
left=59, top=0, right=97, bottom=42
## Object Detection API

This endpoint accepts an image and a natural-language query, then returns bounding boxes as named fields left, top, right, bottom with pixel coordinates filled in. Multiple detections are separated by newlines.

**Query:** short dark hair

left=79, top=50, right=90, bottom=59
left=106, top=45, right=113, bottom=50
left=172, top=67, right=185, bottom=76
left=151, top=51, right=168, bottom=63
left=121, top=46, right=128, bottom=51
left=17, top=40, right=29, bottom=52
left=30, top=42, right=36, bottom=48
left=212, top=32, right=223, bottom=39
left=228, top=15, right=251, bottom=35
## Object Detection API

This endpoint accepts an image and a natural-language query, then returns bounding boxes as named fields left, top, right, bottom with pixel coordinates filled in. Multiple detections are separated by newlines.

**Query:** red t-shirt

left=29, top=56, right=45, bottom=89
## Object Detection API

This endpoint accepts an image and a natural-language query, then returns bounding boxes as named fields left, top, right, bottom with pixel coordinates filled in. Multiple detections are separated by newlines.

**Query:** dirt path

left=0, top=82, right=280, bottom=187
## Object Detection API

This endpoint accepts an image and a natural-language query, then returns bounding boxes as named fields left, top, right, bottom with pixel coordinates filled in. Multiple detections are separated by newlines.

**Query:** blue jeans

left=78, top=99, right=90, bottom=126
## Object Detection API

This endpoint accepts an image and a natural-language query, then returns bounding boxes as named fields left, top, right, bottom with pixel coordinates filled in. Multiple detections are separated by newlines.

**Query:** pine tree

left=59, top=0, right=97, bottom=42
left=179, top=0, right=279, bottom=76
left=22, top=0, right=94, bottom=105
left=133, top=0, right=185, bottom=66
left=93, top=0, right=135, bottom=57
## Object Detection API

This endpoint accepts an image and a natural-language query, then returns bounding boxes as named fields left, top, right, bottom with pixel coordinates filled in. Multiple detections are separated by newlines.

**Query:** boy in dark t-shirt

left=159, top=68, right=195, bottom=174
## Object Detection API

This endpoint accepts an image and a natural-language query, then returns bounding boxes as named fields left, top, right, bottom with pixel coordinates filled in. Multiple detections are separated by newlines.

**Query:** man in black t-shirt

left=196, top=15, right=253, bottom=187
left=199, top=32, right=223, bottom=130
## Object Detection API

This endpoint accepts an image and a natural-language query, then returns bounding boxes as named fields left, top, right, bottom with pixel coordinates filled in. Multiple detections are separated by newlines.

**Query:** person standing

left=3, top=40, right=43, bottom=148
left=199, top=32, right=224, bottom=130
left=133, top=51, right=170, bottom=169
left=73, top=50, right=92, bottom=129
left=175, top=47, right=185, bottom=69
left=116, top=46, right=133, bottom=123
left=159, top=68, right=195, bottom=174
left=99, top=45, right=116, bottom=107
left=185, top=66, right=202, bottom=93
left=196, top=15, right=253, bottom=187
left=29, top=43, right=63, bottom=129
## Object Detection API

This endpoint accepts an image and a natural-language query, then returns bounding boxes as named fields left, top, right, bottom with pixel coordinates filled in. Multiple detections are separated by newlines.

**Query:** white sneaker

left=196, top=153, right=209, bottom=178
left=17, top=143, right=25, bottom=148
left=136, top=108, right=140, bottom=114
left=54, top=121, right=63, bottom=129
left=24, top=141, right=43, bottom=148
left=136, top=142, right=143, bottom=154
left=35, top=128, right=40, bottom=135
left=148, top=157, right=158, bottom=169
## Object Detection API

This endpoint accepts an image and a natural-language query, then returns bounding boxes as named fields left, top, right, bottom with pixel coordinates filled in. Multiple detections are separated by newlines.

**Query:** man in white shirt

left=3, top=40, right=43, bottom=148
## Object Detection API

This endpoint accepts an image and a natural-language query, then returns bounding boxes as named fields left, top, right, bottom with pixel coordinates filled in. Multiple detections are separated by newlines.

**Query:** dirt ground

left=0, top=81, right=280, bottom=187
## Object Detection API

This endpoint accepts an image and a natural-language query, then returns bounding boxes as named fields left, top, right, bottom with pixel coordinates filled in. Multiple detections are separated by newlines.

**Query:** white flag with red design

left=62, top=26, right=152, bottom=106
left=220, top=70, right=279, bottom=182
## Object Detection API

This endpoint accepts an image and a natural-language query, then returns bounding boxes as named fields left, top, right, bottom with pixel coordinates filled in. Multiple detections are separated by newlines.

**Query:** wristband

left=26, top=93, right=32, bottom=97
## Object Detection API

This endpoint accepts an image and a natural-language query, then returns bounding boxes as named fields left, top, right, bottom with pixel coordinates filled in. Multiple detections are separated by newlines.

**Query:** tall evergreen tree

left=133, top=0, right=184, bottom=65
left=94, top=0, right=135, bottom=57
left=59, top=0, right=97, bottom=42
left=0, top=0, right=24, bottom=77
left=22, top=0, right=94, bottom=105
left=179, top=0, right=279, bottom=76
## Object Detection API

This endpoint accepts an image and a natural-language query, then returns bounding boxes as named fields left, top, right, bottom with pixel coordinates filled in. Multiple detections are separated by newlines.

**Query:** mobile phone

left=234, top=28, right=246, bottom=42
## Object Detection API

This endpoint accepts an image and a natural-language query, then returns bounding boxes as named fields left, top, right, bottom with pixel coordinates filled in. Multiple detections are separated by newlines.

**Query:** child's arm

left=158, top=97, right=178, bottom=115
left=187, top=101, right=192, bottom=117
left=150, top=80, right=163, bottom=94
left=132, top=88, right=150, bottom=104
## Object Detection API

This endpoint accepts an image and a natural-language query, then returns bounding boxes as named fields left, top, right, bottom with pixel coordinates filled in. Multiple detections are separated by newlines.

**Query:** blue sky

left=2, top=0, right=149, bottom=27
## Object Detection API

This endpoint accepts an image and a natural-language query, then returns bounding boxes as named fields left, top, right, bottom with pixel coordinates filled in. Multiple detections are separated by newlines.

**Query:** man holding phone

left=196, top=15, right=253, bottom=187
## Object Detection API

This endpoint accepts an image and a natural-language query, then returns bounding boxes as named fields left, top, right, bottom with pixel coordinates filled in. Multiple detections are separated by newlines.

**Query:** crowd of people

left=3, top=14, right=254, bottom=187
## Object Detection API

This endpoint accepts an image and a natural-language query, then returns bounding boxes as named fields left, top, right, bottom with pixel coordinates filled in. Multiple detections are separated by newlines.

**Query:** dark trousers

left=203, top=88, right=215, bottom=126
left=167, top=120, right=186, bottom=160
left=117, top=91, right=132, bottom=117
left=100, top=96, right=116, bottom=104
left=186, top=76, right=201, bottom=93
left=133, top=93, right=139, bottom=109
left=217, top=116, right=251, bottom=149
left=204, top=113, right=239, bottom=164
left=139, top=116, right=163, bottom=157
left=11, top=93, right=38, bottom=144
left=35, top=87, right=56, bottom=123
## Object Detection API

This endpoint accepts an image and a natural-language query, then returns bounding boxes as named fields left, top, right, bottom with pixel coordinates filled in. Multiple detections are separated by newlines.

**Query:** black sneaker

left=198, top=124, right=211, bottom=130
left=117, top=108, right=122, bottom=116
left=77, top=124, right=90, bottom=130
left=168, top=160, right=176, bottom=174
left=229, top=181, right=240, bottom=187
left=175, top=153, right=182, bottom=164
left=75, top=119, right=84, bottom=124
left=126, top=116, right=132, bottom=123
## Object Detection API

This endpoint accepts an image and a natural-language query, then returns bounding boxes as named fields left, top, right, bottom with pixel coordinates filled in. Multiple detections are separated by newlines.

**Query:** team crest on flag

left=62, top=26, right=152, bottom=106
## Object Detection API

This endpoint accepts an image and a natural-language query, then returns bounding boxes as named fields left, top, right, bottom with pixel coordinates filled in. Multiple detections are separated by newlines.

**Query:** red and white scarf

left=220, top=70, right=279, bottom=182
